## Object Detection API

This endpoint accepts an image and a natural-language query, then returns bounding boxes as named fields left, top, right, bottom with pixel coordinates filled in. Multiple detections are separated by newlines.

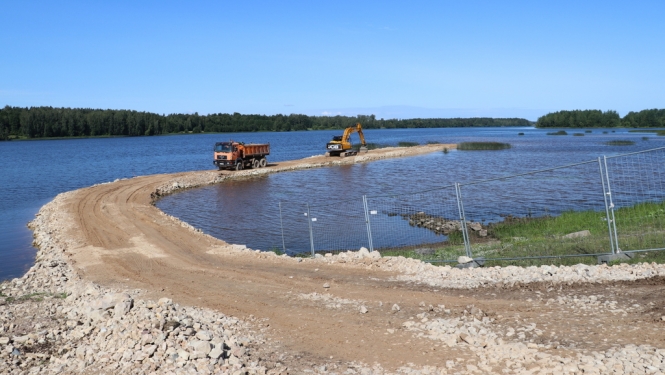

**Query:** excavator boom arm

left=342, top=123, right=366, bottom=146
left=357, top=127, right=366, bottom=146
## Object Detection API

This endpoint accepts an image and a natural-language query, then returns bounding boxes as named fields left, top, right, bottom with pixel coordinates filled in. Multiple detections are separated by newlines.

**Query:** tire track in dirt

left=74, top=184, right=126, bottom=249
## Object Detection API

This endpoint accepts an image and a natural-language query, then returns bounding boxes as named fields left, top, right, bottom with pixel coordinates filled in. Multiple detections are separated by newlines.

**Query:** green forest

left=4, top=106, right=662, bottom=141
left=536, top=109, right=665, bottom=128
left=0, top=106, right=532, bottom=141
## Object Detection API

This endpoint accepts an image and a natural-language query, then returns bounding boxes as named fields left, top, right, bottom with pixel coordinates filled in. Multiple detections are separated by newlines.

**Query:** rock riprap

left=401, top=212, right=487, bottom=237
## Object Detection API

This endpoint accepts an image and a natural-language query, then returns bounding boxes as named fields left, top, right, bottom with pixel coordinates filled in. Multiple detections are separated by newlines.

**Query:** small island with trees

left=535, top=109, right=665, bottom=128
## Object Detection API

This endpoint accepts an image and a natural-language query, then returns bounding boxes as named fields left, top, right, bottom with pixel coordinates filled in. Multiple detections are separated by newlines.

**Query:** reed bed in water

left=606, top=140, right=635, bottom=146
left=457, top=142, right=511, bottom=150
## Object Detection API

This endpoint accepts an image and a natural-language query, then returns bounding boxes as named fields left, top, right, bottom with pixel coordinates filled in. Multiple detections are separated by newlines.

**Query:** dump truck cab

left=214, top=141, right=237, bottom=161
left=213, top=141, right=240, bottom=168
left=213, top=140, right=270, bottom=171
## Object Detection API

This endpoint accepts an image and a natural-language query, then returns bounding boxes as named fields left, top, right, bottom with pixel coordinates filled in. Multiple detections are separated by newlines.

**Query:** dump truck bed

left=242, top=144, right=270, bottom=157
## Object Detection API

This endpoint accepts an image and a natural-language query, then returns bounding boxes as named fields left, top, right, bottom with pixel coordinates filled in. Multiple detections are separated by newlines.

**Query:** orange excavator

left=326, top=123, right=368, bottom=157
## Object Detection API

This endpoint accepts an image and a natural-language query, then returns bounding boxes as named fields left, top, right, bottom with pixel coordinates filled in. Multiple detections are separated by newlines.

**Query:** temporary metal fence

left=604, top=148, right=665, bottom=254
left=277, top=147, right=665, bottom=264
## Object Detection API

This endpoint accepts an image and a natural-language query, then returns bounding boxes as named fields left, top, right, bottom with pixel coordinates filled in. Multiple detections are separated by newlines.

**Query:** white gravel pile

left=0, top=193, right=273, bottom=375
left=399, top=307, right=665, bottom=375
left=379, top=343, right=665, bottom=375
left=397, top=259, right=665, bottom=288
left=312, top=249, right=665, bottom=288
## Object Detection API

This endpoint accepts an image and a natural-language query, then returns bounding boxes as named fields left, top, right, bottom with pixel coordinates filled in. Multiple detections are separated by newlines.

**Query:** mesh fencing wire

left=458, top=160, right=612, bottom=264
left=308, top=197, right=370, bottom=255
left=365, top=185, right=465, bottom=261
left=277, top=147, right=665, bottom=263
left=277, top=201, right=313, bottom=256
left=604, top=147, right=665, bottom=253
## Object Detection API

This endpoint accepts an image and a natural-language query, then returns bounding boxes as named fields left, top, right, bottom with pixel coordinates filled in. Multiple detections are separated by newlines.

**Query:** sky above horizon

left=1, top=1, right=663, bottom=121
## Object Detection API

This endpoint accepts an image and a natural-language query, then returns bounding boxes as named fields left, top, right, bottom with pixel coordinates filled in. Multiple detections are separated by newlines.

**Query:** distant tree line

left=536, top=109, right=665, bottom=128
left=0, top=105, right=533, bottom=141
left=621, top=109, right=665, bottom=128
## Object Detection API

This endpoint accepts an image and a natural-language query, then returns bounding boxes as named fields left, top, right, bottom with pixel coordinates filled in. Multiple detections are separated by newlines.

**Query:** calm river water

left=1, top=128, right=662, bottom=278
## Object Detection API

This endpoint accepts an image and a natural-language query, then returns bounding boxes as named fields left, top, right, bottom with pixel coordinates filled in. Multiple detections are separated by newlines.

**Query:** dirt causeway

left=10, top=144, right=665, bottom=374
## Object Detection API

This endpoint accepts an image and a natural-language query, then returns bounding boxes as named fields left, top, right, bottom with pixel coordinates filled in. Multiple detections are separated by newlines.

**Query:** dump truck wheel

left=259, top=158, right=267, bottom=168
left=252, top=159, right=260, bottom=169
left=235, top=160, right=243, bottom=171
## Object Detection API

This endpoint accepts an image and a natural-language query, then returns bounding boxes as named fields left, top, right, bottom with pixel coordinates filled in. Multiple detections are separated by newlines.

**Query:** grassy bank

left=377, top=200, right=665, bottom=267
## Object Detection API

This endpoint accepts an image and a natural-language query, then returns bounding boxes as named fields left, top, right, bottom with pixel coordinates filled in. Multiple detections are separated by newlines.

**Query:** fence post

left=603, top=156, right=621, bottom=252
left=306, top=203, right=315, bottom=257
left=362, top=195, right=374, bottom=252
left=278, top=201, right=286, bottom=255
left=598, top=157, right=617, bottom=254
left=455, top=183, right=472, bottom=258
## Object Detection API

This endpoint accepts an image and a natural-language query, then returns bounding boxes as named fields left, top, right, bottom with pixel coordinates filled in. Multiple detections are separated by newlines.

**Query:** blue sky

left=1, top=1, right=663, bottom=120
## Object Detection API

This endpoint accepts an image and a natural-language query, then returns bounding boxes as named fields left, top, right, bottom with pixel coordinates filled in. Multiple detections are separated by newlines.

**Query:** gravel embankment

left=312, top=249, right=665, bottom=288
left=1, top=193, right=275, bottom=375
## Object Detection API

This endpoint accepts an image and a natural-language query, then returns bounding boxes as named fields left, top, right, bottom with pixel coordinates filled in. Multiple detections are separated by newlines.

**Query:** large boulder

left=188, top=340, right=213, bottom=356
left=114, top=300, right=133, bottom=317
left=458, top=256, right=473, bottom=264
left=90, top=293, right=132, bottom=311
left=357, top=247, right=371, bottom=258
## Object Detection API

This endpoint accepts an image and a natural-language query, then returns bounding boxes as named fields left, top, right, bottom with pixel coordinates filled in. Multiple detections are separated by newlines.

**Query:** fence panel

left=306, top=198, right=370, bottom=255
left=277, top=147, right=665, bottom=263
left=605, top=147, right=665, bottom=254
left=365, top=185, right=465, bottom=261
left=457, top=160, right=613, bottom=263
left=277, top=201, right=314, bottom=256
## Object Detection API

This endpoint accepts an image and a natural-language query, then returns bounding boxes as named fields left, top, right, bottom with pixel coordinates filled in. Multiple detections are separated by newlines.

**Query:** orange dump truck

left=213, top=140, right=270, bottom=171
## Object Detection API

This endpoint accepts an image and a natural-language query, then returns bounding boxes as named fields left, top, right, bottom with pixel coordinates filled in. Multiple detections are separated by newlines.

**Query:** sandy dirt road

left=55, top=145, right=665, bottom=373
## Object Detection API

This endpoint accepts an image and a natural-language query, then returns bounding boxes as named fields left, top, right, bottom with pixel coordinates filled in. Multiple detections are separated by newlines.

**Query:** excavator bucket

left=359, top=146, right=369, bottom=153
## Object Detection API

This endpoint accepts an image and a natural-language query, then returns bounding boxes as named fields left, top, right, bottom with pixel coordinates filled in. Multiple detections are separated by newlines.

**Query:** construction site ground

left=29, top=145, right=665, bottom=373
